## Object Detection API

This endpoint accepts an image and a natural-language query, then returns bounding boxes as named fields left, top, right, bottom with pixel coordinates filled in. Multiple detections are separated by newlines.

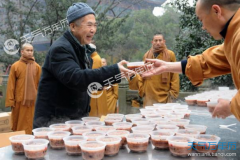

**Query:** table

left=0, top=106, right=239, bottom=160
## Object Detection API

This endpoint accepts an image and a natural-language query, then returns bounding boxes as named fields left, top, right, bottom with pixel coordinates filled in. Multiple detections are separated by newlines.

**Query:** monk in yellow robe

left=128, top=33, right=179, bottom=107
left=102, top=58, right=119, bottom=113
left=89, top=45, right=108, bottom=117
left=5, top=43, right=42, bottom=134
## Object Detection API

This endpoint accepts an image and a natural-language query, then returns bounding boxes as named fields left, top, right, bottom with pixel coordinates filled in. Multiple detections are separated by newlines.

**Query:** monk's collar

left=220, top=14, right=235, bottom=39
left=154, top=52, right=159, bottom=58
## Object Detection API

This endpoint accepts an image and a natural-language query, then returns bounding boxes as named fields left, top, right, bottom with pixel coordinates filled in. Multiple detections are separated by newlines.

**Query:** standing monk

left=102, top=58, right=119, bottom=113
left=128, top=33, right=179, bottom=107
left=5, top=43, right=41, bottom=134
left=89, top=44, right=108, bottom=117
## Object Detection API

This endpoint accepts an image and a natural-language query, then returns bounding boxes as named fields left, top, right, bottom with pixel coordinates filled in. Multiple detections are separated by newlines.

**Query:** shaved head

left=21, top=43, right=34, bottom=58
left=21, top=43, right=33, bottom=50
left=101, top=58, right=107, bottom=66
left=198, top=0, right=240, bottom=12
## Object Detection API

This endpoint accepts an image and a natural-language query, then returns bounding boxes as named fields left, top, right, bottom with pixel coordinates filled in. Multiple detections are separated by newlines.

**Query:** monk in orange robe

left=89, top=44, right=108, bottom=117
left=5, top=43, right=42, bottom=134
left=128, top=33, right=179, bottom=107
left=102, top=58, right=119, bottom=113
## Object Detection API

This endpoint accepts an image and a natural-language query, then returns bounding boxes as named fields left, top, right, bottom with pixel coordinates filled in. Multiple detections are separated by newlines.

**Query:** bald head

left=197, top=0, right=240, bottom=12
left=21, top=43, right=34, bottom=59
left=101, top=58, right=107, bottom=66
left=21, top=43, right=33, bottom=50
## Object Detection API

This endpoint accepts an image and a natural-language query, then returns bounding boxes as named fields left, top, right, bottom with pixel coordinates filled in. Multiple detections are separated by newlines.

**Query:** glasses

left=81, top=22, right=98, bottom=29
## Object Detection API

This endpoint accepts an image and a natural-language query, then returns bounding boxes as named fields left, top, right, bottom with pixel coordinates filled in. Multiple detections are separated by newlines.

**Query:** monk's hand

left=141, top=59, right=167, bottom=78
left=117, top=60, right=136, bottom=79
left=212, top=99, right=232, bottom=119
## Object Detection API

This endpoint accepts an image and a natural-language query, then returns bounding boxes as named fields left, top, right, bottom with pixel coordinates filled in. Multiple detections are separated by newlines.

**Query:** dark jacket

left=33, top=30, right=120, bottom=128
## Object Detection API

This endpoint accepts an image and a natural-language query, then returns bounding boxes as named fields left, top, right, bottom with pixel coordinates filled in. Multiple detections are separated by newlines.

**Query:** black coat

left=33, top=30, right=120, bottom=128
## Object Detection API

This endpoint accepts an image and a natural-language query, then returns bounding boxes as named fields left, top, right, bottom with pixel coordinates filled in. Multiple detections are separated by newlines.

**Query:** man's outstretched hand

left=117, top=60, right=135, bottom=78
left=141, top=59, right=182, bottom=78
left=141, top=59, right=168, bottom=78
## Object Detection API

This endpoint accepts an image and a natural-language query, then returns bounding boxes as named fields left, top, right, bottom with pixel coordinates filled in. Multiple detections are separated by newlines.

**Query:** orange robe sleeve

left=185, top=44, right=231, bottom=86
left=5, top=64, right=16, bottom=107
left=228, top=38, right=240, bottom=120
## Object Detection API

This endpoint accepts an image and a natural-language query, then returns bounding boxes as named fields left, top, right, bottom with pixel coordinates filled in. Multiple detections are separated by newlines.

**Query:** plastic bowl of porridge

left=82, top=131, right=106, bottom=141
left=157, top=106, right=173, bottom=112
left=127, top=133, right=150, bottom=152
left=82, top=117, right=100, bottom=123
left=184, top=124, right=207, bottom=134
left=131, top=126, right=154, bottom=135
left=169, top=119, right=190, bottom=129
left=9, top=134, right=35, bottom=154
left=32, top=127, right=54, bottom=139
left=142, top=112, right=159, bottom=118
left=72, top=126, right=93, bottom=135
left=125, top=114, right=142, bottom=122
left=149, top=118, right=169, bottom=125
left=197, top=98, right=209, bottom=107
left=47, top=131, right=71, bottom=149
left=104, top=117, right=123, bottom=126
left=96, top=136, right=121, bottom=156
left=150, top=131, right=175, bottom=149
left=206, top=101, right=218, bottom=113
left=106, top=113, right=124, bottom=118
left=49, top=123, right=71, bottom=132
left=166, top=112, right=185, bottom=119
left=63, top=135, right=87, bottom=155
left=107, top=130, right=130, bottom=147
left=194, top=135, right=221, bottom=153
left=176, top=129, right=200, bottom=138
left=95, top=126, right=116, bottom=133
left=127, top=62, right=145, bottom=72
left=145, top=106, right=159, bottom=111
left=65, top=120, right=84, bottom=127
left=79, top=141, right=106, bottom=160
left=135, top=121, right=156, bottom=129
left=22, top=139, right=49, bottom=159
left=168, top=136, right=194, bottom=157
left=140, top=108, right=155, bottom=113
left=85, top=121, right=105, bottom=131
left=113, top=122, right=133, bottom=132
left=173, top=105, right=188, bottom=110
left=156, top=125, right=179, bottom=133
left=155, top=110, right=171, bottom=118
left=131, top=118, right=149, bottom=126
left=185, top=97, right=197, bottom=106
left=177, top=110, right=192, bottom=119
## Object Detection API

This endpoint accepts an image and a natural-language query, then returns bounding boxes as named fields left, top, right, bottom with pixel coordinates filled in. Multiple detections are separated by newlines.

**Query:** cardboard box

left=0, top=112, right=11, bottom=132
left=0, top=130, right=25, bottom=148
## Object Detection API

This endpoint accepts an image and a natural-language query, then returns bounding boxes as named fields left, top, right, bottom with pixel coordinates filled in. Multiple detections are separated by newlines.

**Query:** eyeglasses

left=81, top=22, right=98, bottom=29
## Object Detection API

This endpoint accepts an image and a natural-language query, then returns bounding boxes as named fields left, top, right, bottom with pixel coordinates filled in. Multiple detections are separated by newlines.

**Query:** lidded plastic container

left=63, top=135, right=87, bottom=155
left=22, top=139, right=49, bottom=159
left=32, top=127, right=54, bottom=139
left=49, top=123, right=71, bottom=132
left=79, top=141, right=106, bottom=160
left=9, top=134, right=35, bottom=154
left=168, top=136, right=194, bottom=157
left=47, top=131, right=71, bottom=149
left=96, top=136, right=121, bottom=156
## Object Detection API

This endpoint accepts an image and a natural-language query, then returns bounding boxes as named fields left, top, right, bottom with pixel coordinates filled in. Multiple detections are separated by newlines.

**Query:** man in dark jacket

left=33, top=2, right=133, bottom=128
